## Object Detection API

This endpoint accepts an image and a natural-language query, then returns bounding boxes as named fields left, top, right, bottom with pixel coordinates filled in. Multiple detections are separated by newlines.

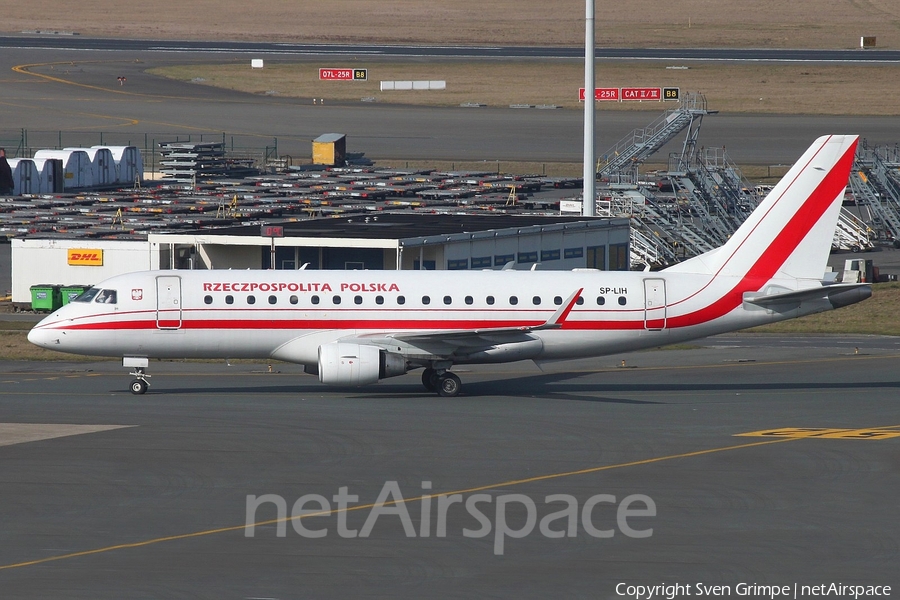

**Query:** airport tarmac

left=0, top=336, right=898, bottom=598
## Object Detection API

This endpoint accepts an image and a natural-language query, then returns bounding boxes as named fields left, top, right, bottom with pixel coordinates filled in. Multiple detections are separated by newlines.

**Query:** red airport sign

left=319, top=68, right=368, bottom=81
left=621, top=87, right=662, bottom=101
left=578, top=87, right=620, bottom=101
left=320, top=68, right=353, bottom=81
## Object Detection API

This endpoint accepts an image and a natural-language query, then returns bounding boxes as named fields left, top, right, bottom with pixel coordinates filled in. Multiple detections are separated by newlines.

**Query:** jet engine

left=317, top=342, right=408, bottom=386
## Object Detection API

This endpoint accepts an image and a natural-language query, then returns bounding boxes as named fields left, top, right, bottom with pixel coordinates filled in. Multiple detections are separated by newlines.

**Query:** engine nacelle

left=317, top=342, right=408, bottom=386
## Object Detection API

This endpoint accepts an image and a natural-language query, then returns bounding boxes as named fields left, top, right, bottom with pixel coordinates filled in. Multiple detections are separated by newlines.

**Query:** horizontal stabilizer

left=743, top=283, right=871, bottom=309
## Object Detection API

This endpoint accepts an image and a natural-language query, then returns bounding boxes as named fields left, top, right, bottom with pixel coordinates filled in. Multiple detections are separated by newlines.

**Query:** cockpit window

left=94, top=289, right=117, bottom=304
left=73, top=287, right=100, bottom=303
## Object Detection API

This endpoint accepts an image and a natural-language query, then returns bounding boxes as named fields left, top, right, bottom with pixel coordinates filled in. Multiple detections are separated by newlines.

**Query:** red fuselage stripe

left=55, top=317, right=646, bottom=332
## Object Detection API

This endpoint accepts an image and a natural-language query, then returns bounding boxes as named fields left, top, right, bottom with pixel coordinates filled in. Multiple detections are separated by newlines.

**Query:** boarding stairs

left=598, top=93, right=712, bottom=180
left=849, top=163, right=900, bottom=241
left=628, top=224, right=671, bottom=269
left=600, top=183, right=718, bottom=267
left=870, top=150, right=900, bottom=234
left=833, top=208, right=874, bottom=251
left=630, top=184, right=718, bottom=258
left=694, top=147, right=761, bottom=225
left=677, top=170, right=736, bottom=247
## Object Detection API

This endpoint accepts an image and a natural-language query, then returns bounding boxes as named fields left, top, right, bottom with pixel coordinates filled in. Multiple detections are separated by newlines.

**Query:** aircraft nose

left=27, top=322, right=61, bottom=349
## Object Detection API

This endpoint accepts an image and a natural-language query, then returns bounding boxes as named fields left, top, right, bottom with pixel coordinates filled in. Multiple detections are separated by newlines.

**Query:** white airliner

left=29, top=135, right=871, bottom=396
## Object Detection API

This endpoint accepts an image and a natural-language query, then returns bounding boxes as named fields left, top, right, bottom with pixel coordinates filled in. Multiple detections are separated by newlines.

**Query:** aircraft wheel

left=437, top=372, right=462, bottom=397
left=421, top=368, right=438, bottom=392
left=130, top=379, right=148, bottom=395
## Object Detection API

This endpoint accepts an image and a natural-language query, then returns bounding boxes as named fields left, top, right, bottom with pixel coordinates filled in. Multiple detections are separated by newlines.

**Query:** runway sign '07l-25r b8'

left=579, top=87, right=679, bottom=101
left=319, top=68, right=368, bottom=81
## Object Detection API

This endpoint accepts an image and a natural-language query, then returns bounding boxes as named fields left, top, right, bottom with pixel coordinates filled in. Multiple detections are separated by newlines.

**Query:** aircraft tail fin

left=665, top=135, right=858, bottom=284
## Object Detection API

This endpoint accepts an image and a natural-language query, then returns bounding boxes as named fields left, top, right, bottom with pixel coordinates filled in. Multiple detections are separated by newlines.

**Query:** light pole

left=583, top=0, right=596, bottom=217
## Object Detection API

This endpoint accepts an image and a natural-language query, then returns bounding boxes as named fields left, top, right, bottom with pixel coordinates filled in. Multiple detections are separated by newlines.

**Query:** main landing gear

left=421, top=367, right=462, bottom=397
left=124, top=357, right=151, bottom=395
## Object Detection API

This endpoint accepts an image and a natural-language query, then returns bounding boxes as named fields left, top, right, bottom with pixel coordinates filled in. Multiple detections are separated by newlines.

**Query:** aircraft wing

left=393, top=287, right=583, bottom=340
left=350, top=288, right=583, bottom=354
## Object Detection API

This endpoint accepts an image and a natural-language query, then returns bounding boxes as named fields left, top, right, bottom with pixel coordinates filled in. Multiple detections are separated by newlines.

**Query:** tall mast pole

left=583, top=0, right=596, bottom=217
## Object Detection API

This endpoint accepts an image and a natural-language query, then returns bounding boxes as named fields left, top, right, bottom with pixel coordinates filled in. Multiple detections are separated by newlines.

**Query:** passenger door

left=643, top=278, right=666, bottom=330
left=156, top=275, right=182, bottom=329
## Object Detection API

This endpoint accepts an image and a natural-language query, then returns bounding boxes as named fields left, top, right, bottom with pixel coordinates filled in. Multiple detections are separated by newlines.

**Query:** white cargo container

left=33, top=149, right=93, bottom=189
left=97, top=145, right=144, bottom=185
left=70, top=147, right=116, bottom=186
left=7, top=158, right=39, bottom=195
left=32, top=158, right=65, bottom=193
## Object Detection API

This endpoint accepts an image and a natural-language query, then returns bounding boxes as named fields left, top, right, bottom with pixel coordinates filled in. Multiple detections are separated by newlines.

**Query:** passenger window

left=554, top=296, right=562, bottom=306
left=397, top=295, right=406, bottom=305
left=422, top=296, right=431, bottom=305
left=354, top=295, right=363, bottom=305
left=204, top=295, right=213, bottom=305
left=268, top=295, right=277, bottom=305
left=443, top=295, right=452, bottom=305
left=311, top=295, right=320, bottom=305
left=576, top=297, right=584, bottom=305
left=532, top=296, right=541, bottom=305
left=95, top=289, right=117, bottom=304
left=247, top=295, right=256, bottom=305
left=618, top=296, right=626, bottom=306
left=332, top=296, right=341, bottom=305
left=376, top=295, right=384, bottom=305
left=290, top=295, right=298, bottom=305
left=486, top=296, right=495, bottom=305
left=465, top=296, right=474, bottom=305
left=597, top=296, right=606, bottom=306
left=509, top=296, right=518, bottom=305
left=225, top=295, right=234, bottom=305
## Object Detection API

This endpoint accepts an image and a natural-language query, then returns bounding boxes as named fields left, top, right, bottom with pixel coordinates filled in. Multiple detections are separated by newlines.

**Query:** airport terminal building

left=10, top=214, right=630, bottom=305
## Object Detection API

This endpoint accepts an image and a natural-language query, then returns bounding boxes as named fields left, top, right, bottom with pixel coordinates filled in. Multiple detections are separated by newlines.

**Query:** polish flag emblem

left=132, top=289, right=143, bottom=301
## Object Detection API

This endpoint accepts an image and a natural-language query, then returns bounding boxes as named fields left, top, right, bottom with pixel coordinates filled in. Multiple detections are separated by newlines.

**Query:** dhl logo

left=67, top=249, right=104, bottom=266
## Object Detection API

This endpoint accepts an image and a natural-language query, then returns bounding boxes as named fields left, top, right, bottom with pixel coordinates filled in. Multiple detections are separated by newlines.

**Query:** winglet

left=530, top=288, right=583, bottom=330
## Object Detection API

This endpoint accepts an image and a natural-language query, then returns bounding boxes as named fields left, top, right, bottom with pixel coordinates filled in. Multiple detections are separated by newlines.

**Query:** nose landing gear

left=124, top=357, right=151, bottom=395
left=129, top=373, right=149, bottom=395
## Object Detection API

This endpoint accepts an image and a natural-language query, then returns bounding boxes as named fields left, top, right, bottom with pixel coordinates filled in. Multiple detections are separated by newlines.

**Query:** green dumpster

left=61, top=284, right=92, bottom=306
left=30, top=285, right=63, bottom=312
